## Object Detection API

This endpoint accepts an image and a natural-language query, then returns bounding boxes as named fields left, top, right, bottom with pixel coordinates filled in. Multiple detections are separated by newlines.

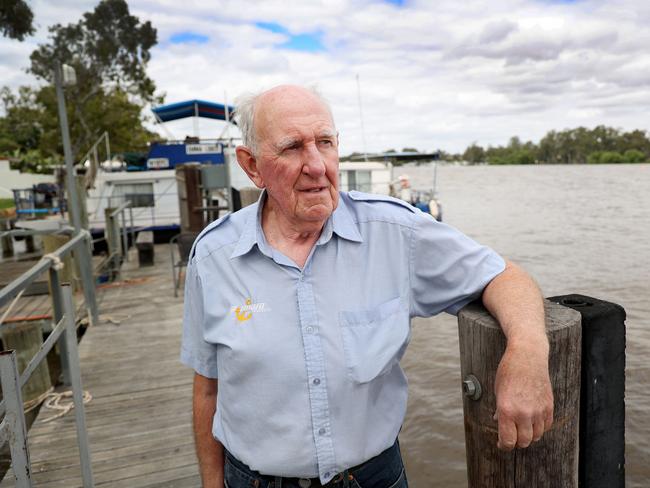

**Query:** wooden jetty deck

left=1, top=244, right=199, bottom=487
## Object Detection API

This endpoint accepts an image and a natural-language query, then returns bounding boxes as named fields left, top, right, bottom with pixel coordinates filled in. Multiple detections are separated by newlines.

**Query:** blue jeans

left=224, top=440, right=408, bottom=488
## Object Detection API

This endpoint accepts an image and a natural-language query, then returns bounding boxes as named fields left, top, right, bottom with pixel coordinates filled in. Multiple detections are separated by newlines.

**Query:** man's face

left=253, top=88, right=340, bottom=226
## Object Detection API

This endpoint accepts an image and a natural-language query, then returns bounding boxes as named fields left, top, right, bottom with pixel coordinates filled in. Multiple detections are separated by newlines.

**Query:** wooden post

left=42, top=233, right=79, bottom=293
left=458, top=300, right=582, bottom=487
left=26, top=235, right=37, bottom=254
left=1, top=217, right=14, bottom=258
left=1, top=319, right=52, bottom=406
left=75, top=175, right=89, bottom=230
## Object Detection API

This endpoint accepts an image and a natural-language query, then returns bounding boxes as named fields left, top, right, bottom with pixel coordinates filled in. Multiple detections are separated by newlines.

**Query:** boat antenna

left=193, top=101, right=200, bottom=138
left=356, top=74, right=369, bottom=162
left=224, top=91, right=231, bottom=142
left=432, top=161, right=438, bottom=198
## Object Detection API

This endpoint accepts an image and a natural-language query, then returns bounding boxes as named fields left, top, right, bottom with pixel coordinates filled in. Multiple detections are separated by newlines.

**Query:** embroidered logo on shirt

left=231, top=298, right=270, bottom=322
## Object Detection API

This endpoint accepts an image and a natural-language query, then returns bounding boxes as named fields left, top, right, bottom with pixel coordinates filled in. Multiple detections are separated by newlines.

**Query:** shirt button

left=324, top=472, right=330, bottom=479
left=318, top=427, right=326, bottom=435
left=306, top=326, right=314, bottom=334
left=312, top=378, right=321, bottom=385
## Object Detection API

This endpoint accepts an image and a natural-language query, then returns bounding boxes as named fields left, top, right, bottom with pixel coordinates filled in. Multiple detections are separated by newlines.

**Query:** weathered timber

left=0, top=219, right=14, bottom=258
left=1, top=243, right=198, bottom=487
left=42, top=234, right=79, bottom=293
left=458, top=300, right=582, bottom=488
left=547, top=294, right=626, bottom=488
left=0, top=260, right=49, bottom=297
left=0, top=320, right=51, bottom=406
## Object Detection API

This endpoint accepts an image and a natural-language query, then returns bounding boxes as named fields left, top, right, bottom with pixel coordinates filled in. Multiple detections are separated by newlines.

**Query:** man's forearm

left=193, top=373, right=224, bottom=488
left=482, top=259, right=547, bottom=348
left=481, top=259, right=554, bottom=450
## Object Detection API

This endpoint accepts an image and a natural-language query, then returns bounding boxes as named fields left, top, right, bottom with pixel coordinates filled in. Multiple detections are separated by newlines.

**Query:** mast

left=193, top=101, right=200, bottom=138
left=356, top=74, right=369, bottom=162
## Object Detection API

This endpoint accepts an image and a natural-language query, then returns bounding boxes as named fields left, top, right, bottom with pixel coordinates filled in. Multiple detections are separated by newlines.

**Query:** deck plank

left=1, top=244, right=199, bottom=487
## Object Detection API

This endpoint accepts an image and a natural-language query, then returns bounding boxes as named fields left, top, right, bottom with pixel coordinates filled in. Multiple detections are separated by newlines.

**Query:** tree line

left=0, top=0, right=159, bottom=173
left=457, top=126, right=650, bottom=165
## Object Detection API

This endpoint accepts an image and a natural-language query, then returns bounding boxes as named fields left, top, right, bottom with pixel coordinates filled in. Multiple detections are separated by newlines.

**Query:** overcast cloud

left=1, top=0, right=649, bottom=154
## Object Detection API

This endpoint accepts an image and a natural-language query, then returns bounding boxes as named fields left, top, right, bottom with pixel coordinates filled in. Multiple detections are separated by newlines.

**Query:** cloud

left=2, top=0, right=650, bottom=153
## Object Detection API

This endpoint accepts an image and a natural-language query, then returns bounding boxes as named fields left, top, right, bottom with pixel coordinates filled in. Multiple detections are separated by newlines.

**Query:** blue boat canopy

left=152, top=99, right=236, bottom=123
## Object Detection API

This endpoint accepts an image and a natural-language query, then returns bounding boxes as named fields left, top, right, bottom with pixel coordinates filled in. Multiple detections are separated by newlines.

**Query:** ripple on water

left=397, top=163, right=650, bottom=487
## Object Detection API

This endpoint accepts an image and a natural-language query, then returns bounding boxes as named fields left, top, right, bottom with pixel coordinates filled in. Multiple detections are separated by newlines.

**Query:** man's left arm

left=481, top=259, right=554, bottom=451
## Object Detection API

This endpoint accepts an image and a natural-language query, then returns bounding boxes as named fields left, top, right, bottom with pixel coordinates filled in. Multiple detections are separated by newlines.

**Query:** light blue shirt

left=180, top=191, right=505, bottom=483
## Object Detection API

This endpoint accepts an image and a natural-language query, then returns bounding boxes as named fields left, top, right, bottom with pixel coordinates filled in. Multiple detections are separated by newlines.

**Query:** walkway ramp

left=1, top=244, right=199, bottom=487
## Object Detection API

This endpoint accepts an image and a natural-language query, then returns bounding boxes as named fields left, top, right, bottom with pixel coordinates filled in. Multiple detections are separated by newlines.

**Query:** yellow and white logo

left=231, top=299, right=270, bottom=323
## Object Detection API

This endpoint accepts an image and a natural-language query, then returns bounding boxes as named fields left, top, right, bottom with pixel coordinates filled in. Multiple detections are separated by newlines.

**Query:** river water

left=398, top=163, right=649, bottom=487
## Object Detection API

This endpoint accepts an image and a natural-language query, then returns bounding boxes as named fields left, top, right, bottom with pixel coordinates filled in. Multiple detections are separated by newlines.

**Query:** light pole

left=53, top=61, right=98, bottom=325
left=54, top=61, right=82, bottom=233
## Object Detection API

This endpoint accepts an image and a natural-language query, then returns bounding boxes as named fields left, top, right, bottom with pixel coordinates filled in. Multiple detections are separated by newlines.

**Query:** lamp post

left=54, top=61, right=81, bottom=233
left=53, top=61, right=98, bottom=325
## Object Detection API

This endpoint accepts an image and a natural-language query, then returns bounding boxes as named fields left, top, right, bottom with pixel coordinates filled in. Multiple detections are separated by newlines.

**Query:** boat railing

left=86, top=178, right=178, bottom=231
left=0, top=229, right=96, bottom=486
left=98, top=201, right=135, bottom=280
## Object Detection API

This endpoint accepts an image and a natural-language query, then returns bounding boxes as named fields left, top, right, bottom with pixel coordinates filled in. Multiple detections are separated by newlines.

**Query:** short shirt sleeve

left=180, top=258, right=219, bottom=378
left=409, top=214, right=506, bottom=317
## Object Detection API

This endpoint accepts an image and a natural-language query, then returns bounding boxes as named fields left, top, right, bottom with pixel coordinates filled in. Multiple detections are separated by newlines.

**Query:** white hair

left=234, top=85, right=335, bottom=156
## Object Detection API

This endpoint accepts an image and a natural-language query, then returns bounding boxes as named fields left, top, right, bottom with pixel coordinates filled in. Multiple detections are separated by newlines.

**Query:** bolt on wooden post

left=457, top=300, right=581, bottom=487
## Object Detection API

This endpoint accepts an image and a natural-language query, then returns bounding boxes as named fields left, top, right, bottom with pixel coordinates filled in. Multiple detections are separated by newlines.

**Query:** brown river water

left=397, top=163, right=649, bottom=487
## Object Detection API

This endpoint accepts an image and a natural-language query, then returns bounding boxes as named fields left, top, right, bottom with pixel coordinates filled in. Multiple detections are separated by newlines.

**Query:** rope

left=0, top=288, right=26, bottom=327
left=79, top=313, right=130, bottom=326
left=23, top=386, right=54, bottom=413
left=39, top=389, right=93, bottom=423
left=42, top=253, right=64, bottom=271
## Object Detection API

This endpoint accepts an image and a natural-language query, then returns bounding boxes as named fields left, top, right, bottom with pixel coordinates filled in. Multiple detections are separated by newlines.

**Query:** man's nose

left=302, top=144, right=326, bottom=177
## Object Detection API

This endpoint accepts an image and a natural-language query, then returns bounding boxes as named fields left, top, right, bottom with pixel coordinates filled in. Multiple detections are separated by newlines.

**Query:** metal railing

left=0, top=231, right=95, bottom=487
left=0, top=227, right=98, bottom=327
left=101, top=201, right=134, bottom=280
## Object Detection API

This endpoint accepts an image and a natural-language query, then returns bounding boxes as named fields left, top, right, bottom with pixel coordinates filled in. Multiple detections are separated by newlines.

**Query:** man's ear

left=236, top=146, right=265, bottom=189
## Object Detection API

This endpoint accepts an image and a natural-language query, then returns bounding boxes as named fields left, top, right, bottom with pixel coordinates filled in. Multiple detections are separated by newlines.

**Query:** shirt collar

left=329, top=194, right=363, bottom=244
left=230, top=190, right=362, bottom=259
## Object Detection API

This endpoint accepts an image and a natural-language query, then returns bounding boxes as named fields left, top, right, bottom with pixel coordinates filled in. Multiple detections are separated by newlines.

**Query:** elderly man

left=181, top=85, right=553, bottom=488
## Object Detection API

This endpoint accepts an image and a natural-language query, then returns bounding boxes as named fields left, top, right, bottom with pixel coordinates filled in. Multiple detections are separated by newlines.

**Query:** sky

left=2, top=0, right=650, bottom=155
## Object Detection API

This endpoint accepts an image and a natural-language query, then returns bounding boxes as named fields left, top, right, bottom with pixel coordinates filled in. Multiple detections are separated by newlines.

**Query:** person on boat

left=181, top=85, right=553, bottom=488
left=394, top=174, right=413, bottom=204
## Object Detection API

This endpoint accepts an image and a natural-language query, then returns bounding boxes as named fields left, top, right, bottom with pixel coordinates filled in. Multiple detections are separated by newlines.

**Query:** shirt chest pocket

left=339, top=296, right=411, bottom=384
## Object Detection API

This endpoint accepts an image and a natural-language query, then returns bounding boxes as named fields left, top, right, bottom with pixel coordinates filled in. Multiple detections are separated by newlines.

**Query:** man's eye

left=319, top=139, right=333, bottom=146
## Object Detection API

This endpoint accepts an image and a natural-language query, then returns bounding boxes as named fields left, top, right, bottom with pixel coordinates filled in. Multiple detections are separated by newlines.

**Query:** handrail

left=0, top=226, right=74, bottom=239
left=108, top=200, right=131, bottom=219
left=0, top=230, right=89, bottom=312
left=102, top=200, right=134, bottom=275
left=0, top=284, right=94, bottom=486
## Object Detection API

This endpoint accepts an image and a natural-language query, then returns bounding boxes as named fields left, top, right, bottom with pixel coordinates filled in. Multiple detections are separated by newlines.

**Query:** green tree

left=462, top=143, right=485, bottom=164
left=0, top=0, right=34, bottom=40
left=623, top=149, right=646, bottom=163
left=0, top=84, right=157, bottom=173
left=27, top=0, right=159, bottom=161
left=464, top=126, right=650, bottom=165
left=590, top=151, right=625, bottom=164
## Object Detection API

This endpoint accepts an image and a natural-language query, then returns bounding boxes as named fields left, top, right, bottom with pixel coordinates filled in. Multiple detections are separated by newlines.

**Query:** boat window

left=111, top=182, right=155, bottom=208
left=344, top=170, right=372, bottom=192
